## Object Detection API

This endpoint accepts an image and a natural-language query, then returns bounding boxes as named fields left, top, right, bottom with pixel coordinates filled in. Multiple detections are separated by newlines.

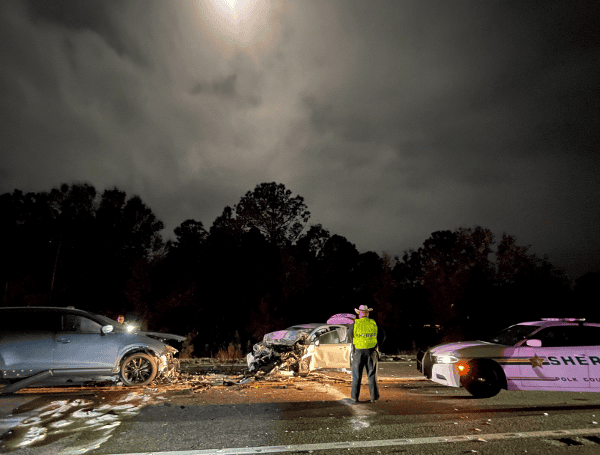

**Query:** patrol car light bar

left=541, top=318, right=585, bottom=322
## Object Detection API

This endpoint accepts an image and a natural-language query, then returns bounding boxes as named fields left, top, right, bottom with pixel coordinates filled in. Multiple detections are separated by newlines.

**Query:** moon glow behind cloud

left=0, top=0, right=598, bottom=279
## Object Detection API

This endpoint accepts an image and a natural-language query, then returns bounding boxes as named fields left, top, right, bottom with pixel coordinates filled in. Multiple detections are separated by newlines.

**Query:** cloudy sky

left=1, top=0, right=598, bottom=279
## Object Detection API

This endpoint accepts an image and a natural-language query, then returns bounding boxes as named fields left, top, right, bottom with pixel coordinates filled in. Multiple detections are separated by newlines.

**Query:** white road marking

left=311, top=380, right=375, bottom=430
left=109, top=428, right=600, bottom=454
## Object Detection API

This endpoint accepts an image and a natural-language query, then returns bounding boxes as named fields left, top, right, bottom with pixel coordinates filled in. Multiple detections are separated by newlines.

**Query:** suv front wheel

left=121, top=353, right=158, bottom=386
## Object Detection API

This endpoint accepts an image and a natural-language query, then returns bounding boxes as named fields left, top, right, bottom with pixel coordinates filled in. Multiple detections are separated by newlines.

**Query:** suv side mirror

left=101, top=325, right=114, bottom=335
left=526, top=339, right=542, bottom=347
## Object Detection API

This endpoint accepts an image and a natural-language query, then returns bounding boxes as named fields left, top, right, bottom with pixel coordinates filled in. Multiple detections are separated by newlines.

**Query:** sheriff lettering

left=547, top=356, right=600, bottom=366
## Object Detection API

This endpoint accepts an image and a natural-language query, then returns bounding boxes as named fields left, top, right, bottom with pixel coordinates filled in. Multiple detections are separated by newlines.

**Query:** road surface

left=2, top=361, right=600, bottom=454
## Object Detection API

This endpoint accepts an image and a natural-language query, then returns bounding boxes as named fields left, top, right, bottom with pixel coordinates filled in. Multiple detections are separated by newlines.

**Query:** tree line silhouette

left=1, top=182, right=598, bottom=355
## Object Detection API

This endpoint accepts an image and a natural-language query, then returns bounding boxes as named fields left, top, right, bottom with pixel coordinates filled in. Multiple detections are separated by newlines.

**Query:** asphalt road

left=2, top=362, right=600, bottom=454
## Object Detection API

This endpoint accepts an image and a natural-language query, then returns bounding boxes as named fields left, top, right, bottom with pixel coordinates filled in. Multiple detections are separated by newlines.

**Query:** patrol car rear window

left=580, top=326, right=600, bottom=346
left=486, top=324, right=540, bottom=345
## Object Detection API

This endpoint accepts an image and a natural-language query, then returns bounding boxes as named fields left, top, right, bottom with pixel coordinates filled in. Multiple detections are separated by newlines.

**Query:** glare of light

left=192, top=0, right=278, bottom=55
left=434, top=354, right=458, bottom=364
left=126, top=325, right=135, bottom=333
left=211, top=0, right=257, bottom=25
left=455, top=360, right=471, bottom=376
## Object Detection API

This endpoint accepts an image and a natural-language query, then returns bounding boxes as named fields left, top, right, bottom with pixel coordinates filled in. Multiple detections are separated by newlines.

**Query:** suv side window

left=0, top=310, right=61, bottom=331
left=61, top=314, right=102, bottom=333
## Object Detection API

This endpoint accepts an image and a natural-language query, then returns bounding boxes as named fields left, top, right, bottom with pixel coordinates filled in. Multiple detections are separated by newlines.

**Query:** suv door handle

left=56, top=338, right=71, bottom=343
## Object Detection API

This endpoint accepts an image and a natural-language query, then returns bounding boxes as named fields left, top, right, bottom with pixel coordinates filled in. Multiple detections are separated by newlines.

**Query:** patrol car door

left=310, top=326, right=351, bottom=370
left=517, top=326, right=589, bottom=390
left=578, top=325, right=600, bottom=389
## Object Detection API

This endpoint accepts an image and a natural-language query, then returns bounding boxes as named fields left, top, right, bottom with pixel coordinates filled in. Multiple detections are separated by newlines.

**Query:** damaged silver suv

left=0, top=307, right=186, bottom=393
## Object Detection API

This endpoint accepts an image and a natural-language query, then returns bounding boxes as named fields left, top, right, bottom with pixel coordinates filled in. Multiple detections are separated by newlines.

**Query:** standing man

left=350, top=304, right=380, bottom=403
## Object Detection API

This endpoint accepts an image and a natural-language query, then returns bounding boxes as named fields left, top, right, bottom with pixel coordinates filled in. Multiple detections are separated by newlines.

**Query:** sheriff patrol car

left=419, top=318, right=600, bottom=398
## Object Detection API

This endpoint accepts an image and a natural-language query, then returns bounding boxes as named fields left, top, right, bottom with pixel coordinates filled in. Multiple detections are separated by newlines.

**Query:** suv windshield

left=486, top=324, right=541, bottom=346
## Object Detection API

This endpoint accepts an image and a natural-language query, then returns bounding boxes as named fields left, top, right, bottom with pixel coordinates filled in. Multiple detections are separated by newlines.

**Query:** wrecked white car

left=0, top=306, right=186, bottom=393
left=247, top=314, right=356, bottom=375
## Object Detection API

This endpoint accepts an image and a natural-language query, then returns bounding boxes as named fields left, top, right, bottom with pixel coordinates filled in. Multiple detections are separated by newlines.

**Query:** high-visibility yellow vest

left=353, top=317, right=378, bottom=349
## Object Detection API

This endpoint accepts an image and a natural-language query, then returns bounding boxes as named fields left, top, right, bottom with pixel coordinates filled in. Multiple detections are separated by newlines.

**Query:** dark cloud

left=191, top=73, right=237, bottom=96
left=26, top=0, right=115, bottom=31
left=25, top=0, right=149, bottom=66
left=0, top=0, right=598, bottom=279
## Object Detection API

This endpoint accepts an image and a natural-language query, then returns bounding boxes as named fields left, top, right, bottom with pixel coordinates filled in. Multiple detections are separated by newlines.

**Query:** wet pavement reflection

left=0, top=365, right=258, bottom=454
left=0, top=360, right=418, bottom=453
left=0, top=388, right=160, bottom=453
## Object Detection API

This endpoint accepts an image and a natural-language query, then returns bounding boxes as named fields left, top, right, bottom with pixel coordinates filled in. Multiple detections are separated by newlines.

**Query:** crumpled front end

left=247, top=332, right=309, bottom=373
left=156, top=345, right=180, bottom=382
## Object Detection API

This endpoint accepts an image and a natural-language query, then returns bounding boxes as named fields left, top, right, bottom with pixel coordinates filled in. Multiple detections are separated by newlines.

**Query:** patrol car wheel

left=462, top=363, right=502, bottom=398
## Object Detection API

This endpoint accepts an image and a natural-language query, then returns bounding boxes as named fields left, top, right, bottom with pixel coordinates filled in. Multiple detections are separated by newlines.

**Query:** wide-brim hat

left=355, top=305, right=373, bottom=314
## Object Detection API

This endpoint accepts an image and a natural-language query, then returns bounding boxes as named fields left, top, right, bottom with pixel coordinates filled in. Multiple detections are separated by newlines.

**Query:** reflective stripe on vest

left=353, top=317, right=378, bottom=349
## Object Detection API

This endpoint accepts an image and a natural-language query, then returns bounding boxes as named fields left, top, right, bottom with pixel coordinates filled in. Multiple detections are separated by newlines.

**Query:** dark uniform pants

left=351, top=347, right=379, bottom=401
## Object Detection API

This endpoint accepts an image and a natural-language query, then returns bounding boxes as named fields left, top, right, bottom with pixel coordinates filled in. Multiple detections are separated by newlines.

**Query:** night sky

left=1, top=0, right=599, bottom=279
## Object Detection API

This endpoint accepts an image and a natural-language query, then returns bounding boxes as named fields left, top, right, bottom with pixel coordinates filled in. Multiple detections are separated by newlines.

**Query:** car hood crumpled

left=262, top=329, right=309, bottom=346
left=141, top=331, right=187, bottom=343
